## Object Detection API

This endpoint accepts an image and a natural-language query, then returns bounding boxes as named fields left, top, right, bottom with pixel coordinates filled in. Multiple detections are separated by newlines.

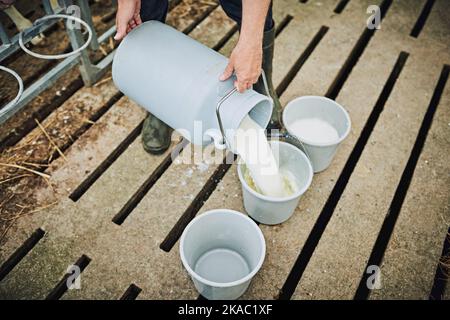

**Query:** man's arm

left=114, top=0, right=142, bottom=40
left=220, top=0, right=271, bottom=93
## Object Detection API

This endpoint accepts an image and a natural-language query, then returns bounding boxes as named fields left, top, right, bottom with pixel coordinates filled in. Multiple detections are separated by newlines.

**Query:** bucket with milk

left=237, top=138, right=313, bottom=225
left=283, top=96, right=351, bottom=173
left=180, top=209, right=265, bottom=300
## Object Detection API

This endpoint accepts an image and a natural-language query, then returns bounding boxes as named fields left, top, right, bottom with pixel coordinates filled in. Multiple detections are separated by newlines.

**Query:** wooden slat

left=369, top=68, right=450, bottom=300
left=0, top=97, right=146, bottom=264
left=380, top=0, right=427, bottom=36
left=292, top=49, right=445, bottom=300
left=188, top=6, right=236, bottom=48
left=0, top=136, right=177, bottom=298
left=416, top=0, right=450, bottom=45
left=61, top=144, right=222, bottom=299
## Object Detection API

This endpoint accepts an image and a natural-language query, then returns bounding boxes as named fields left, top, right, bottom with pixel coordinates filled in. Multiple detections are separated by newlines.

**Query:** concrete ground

left=0, top=0, right=449, bottom=300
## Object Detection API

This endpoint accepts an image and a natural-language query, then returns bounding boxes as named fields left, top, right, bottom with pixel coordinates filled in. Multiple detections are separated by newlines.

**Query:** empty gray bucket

left=180, top=209, right=265, bottom=300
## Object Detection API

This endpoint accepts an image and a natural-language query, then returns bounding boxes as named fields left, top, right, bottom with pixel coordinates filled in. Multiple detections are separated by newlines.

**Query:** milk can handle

left=216, top=70, right=272, bottom=148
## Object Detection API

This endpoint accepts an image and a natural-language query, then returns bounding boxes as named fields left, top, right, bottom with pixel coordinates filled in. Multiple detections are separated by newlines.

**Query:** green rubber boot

left=141, top=113, right=173, bottom=155
left=253, top=24, right=283, bottom=130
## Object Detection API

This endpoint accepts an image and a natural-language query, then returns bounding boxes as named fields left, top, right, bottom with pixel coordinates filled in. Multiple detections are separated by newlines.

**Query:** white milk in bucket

left=233, top=115, right=298, bottom=198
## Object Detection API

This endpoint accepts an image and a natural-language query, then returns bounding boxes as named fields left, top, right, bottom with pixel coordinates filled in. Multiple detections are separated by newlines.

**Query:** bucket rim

left=237, top=141, right=313, bottom=202
left=282, top=95, right=352, bottom=147
left=179, top=209, right=266, bottom=288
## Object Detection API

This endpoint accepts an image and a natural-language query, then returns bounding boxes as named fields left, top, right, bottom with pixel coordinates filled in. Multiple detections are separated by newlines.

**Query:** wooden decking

left=0, top=0, right=449, bottom=300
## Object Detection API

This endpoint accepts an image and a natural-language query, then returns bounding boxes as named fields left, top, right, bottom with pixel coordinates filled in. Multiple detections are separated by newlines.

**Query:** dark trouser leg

left=219, top=0, right=282, bottom=129
left=218, top=0, right=274, bottom=31
left=253, top=26, right=282, bottom=130
left=140, top=0, right=169, bottom=22
left=139, top=0, right=173, bottom=154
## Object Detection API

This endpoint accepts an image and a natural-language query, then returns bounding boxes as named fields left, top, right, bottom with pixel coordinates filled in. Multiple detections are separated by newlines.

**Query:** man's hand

left=220, top=41, right=262, bottom=93
left=219, top=0, right=271, bottom=93
left=114, top=0, right=142, bottom=41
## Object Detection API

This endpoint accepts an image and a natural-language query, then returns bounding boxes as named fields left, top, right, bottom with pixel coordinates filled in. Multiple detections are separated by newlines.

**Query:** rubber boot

left=141, top=113, right=173, bottom=155
left=253, top=24, right=282, bottom=130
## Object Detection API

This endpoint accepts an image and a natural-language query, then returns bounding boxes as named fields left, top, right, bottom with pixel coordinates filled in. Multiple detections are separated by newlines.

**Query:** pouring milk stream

left=233, top=115, right=298, bottom=198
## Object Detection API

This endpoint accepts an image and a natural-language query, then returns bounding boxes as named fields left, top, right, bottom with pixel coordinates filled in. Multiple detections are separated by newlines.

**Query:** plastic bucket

left=237, top=141, right=313, bottom=225
left=180, top=209, right=265, bottom=300
left=283, top=96, right=351, bottom=173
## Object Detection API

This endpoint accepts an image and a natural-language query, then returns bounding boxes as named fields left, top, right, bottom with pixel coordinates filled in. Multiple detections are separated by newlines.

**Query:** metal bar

left=0, top=7, right=65, bottom=61
left=96, top=49, right=115, bottom=69
left=98, top=25, right=116, bottom=43
left=76, top=0, right=99, bottom=50
left=0, top=21, right=10, bottom=46
left=62, top=0, right=98, bottom=86
left=42, top=0, right=55, bottom=15
left=0, top=54, right=80, bottom=125
left=216, top=87, right=237, bottom=148
left=0, top=0, right=117, bottom=124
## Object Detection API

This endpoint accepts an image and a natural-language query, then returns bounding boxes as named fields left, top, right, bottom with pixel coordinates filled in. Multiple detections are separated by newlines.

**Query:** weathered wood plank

left=293, top=49, right=445, bottom=300
left=369, top=69, right=450, bottom=300
left=62, top=143, right=222, bottom=299
left=0, top=96, right=146, bottom=264
left=380, top=0, right=426, bottom=36
left=0, top=136, right=172, bottom=298
left=417, top=0, right=450, bottom=45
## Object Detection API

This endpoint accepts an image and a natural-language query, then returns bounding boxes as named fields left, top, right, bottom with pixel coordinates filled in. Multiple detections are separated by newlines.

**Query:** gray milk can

left=112, top=21, right=273, bottom=151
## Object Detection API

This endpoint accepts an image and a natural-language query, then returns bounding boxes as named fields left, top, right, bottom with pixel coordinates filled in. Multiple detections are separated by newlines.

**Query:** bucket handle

left=216, top=70, right=273, bottom=149
left=269, top=130, right=313, bottom=163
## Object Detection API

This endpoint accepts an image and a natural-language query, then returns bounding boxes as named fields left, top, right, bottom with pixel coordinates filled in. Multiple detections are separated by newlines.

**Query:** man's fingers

left=235, top=80, right=250, bottom=93
left=114, top=17, right=128, bottom=40
left=220, top=62, right=234, bottom=81
left=234, top=81, right=243, bottom=93
left=114, top=0, right=140, bottom=40
left=134, top=14, right=142, bottom=25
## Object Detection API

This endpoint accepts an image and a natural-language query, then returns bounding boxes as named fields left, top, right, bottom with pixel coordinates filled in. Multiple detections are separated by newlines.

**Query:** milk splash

left=233, top=115, right=297, bottom=198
